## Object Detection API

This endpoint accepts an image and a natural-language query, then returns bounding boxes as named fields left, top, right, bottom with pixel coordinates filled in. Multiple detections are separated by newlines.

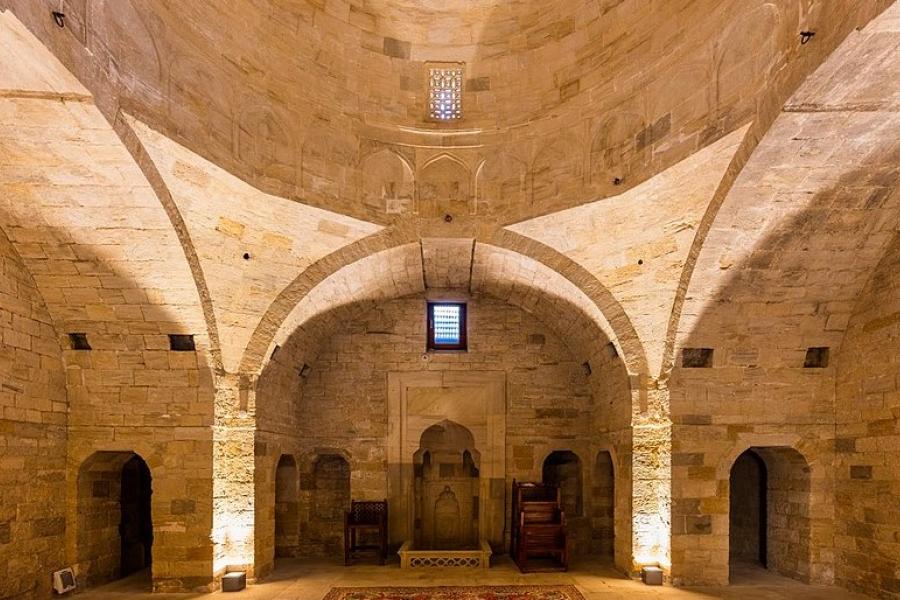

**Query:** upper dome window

left=428, top=63, right=464, bottom=122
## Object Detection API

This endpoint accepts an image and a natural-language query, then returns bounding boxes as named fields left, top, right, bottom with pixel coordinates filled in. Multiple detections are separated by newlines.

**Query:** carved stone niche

left=387, top=372, right=506, bottom=551
left=414, top=422, right=480, bottom=550
left=417, top=155, right=473, bottom=218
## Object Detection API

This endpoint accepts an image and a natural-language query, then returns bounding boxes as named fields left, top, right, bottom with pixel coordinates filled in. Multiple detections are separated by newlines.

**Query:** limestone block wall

left=0, top=230, right=67, bottom=599
left=253, top=293, right=631, bottom=571
left=834, top=231, right=900, bottom=599
left=5, top=0, right=873, bottom=225
left=668, top=363, right=835, bottom=586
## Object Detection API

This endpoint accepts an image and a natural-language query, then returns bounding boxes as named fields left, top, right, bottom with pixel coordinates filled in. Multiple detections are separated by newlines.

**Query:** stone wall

left=834, top=231, right=900, bottom=599
left=0, top=229, right=67, bottom=599
left=253, top=293, right=631, bottom=569
left=300, top=455, right=351, bottom=557
left=4, top=0, right=871, bottom=225
left=668, top=360, right=835, bottom=586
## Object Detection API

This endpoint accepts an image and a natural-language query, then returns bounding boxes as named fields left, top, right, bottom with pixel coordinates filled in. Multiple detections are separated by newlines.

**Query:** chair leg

left=344, top=527, right=350, bottom=566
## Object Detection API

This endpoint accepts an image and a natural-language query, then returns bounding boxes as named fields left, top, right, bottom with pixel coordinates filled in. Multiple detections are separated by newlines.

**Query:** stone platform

left=398, top=540, right=492, bottom=569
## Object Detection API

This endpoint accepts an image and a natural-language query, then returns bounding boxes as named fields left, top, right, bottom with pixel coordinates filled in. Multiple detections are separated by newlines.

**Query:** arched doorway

left=729, top=447, right=811, bottom=583
left=542, top=451, right=583, bottom=517
left=274, top=454, right=299, bottom=558
left=542, top=450, right=587, bottom=554
left=119, top=456, right=153, bottom=576
left=76, top=451, right=153, bottom=589
left=729, top=450, right=767, bottom=572
left=592, top=450, right=615, bottom=561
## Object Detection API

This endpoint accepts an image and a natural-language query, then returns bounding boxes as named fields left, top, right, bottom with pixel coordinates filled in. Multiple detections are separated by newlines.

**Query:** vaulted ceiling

left=0, top=0, right=898, bottom=398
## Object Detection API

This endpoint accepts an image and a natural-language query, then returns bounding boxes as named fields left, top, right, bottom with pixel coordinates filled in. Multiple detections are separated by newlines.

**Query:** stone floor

left=85, top=558, right=873, bottom=599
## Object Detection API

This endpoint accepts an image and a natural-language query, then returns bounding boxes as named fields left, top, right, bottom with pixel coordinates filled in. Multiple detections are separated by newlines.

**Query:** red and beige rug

left=321, top=586, right=586, bottom=600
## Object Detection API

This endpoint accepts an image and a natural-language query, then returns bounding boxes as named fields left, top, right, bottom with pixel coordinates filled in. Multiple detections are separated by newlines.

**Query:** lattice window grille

left=432, top=305, right=461, bottom=344
left=429, top=66, right=463, bottom=121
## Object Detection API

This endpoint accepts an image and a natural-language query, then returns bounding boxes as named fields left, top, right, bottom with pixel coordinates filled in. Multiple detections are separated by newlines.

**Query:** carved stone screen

left=428, top=64, right=463, bottom=121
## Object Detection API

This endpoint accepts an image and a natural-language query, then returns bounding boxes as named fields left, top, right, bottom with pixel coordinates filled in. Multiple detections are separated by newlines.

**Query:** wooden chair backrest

left=348, top=500, right=387, bottom=526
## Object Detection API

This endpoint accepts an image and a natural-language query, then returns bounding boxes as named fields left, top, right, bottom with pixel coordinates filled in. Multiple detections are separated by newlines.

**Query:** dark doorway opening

left=728, top=447, right=813, bottom=584
left=77, top=451, right=154, bottom=590
left=542, top=451, right=583, bottom=517
left=729, top=450, right=767, bottom=571
left=119, top=455, right=153, bottom=577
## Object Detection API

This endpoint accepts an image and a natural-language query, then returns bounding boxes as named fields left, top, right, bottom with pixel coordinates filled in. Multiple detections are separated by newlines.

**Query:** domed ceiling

left=4, top=0, right=861, bottom=226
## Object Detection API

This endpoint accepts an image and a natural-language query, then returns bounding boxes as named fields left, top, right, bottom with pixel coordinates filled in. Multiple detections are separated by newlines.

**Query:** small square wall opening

left=68, top=333, right=91, bottom=350
left=804, top=347, right=829, bottom=368
left=169, top=334, right=195, bottom=352
left=681, top=347, right=713, bottom=368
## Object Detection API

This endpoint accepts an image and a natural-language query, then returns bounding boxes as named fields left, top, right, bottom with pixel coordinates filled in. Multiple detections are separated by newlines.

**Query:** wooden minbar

left=510, top=480, right=568, bottom=572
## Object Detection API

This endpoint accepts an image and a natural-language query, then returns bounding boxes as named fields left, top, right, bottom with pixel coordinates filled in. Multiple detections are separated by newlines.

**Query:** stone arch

left=75, top=451, right=154, bottom=590
left=714, top=3, right=783, bottom=121
left=475, top=150, right=528, bottom=215
left=360, top=148, right=415, bottom=215
left=417, top=420, right=478, bottom=456
left=244, top=228, right=648, bottom=382
left=532, top=131, right=583, bottom=206
left=659, top=0, right=898, bottom=385
left=590, top=112, right=647, bottom=191
left=114, top=114, right=225, bottom=373
left=90, top=0, right=163, bottom=92
left=417, top=153, right=473, bottom=218
left=166, top=52, right=234, bottom=149
left=274, top=454, right=299, bottom=558
left=724, top=446, right=813, bottom=584
left=488, top=228, right=648, bottom=377
left=302, top=129, right=348, bottom=201
left=238, top=227, right=409, bottom=376
left=235, top=103, right=299, bottom=186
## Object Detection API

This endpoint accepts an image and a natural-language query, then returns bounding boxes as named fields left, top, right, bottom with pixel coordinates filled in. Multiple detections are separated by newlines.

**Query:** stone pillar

left=212, top=374, right=256, bottom=580
left=630, top=377, right=672, bottom=574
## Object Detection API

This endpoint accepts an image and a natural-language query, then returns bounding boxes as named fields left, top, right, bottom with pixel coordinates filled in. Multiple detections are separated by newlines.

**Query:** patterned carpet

left=321, top=586, right=586, bottom=600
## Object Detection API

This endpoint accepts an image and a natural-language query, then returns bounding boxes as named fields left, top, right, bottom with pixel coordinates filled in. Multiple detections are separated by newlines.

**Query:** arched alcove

left=729, top=447, right=811, bottom=584
left=413, top=420, right=481, bottom=550
left=76, top=451, right=153, bottom=590
left=274, top=454, right=299, bottom=558
left=542, top=451, right=583, bottom=518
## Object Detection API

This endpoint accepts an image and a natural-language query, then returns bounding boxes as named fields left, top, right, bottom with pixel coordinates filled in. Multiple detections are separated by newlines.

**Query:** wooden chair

left=344, top=499, right=388, bottom=565
left=510, top=480, right=568, bottom=572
